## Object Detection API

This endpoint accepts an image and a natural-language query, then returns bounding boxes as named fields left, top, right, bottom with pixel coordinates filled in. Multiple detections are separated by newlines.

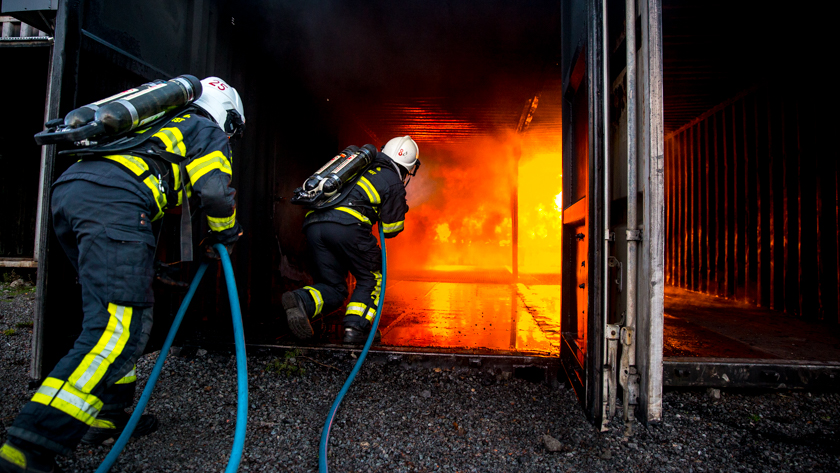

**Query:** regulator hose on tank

left=95, top=244, right=248, bottom=473
left=318, top=223, right=388, bottom=473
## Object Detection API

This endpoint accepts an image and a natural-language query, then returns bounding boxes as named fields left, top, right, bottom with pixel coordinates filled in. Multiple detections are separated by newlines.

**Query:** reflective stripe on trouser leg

left=8, top=304, right=147, bottom=455
left=68, top=304, right=133, bottom=392
left=303, top=286, right=324, bottom=317
left=115, top=365, right=137, bottom=384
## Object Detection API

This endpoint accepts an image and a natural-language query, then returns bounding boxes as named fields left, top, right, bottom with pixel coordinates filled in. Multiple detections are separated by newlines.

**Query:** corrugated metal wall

left=664, top=85, right=839, bottom=323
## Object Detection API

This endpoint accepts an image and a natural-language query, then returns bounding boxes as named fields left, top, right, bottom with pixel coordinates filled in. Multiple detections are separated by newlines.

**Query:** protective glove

left=154, top=260, right=190, bottom=289
left=200, top=229, right=243, bottom=261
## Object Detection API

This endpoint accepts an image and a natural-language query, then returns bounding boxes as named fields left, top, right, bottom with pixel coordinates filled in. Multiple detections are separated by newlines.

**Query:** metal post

left=32, top=0, right=69, bottom=380
left=620, top=0, right=641, bottom=435
left=600, top=0, right=616, bottom=432
left=512, top=145, right=519, bottom=281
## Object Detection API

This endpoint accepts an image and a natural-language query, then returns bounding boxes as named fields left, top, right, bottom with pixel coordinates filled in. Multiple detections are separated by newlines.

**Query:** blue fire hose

left=95, top=243, right=248, bottom=473
left=318, top=224, right=387, bottom=473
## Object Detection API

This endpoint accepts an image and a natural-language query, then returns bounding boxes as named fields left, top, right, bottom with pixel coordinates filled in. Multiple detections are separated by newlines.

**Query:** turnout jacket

left=304, top=152, right=408, bottom=238
left=55, top=109, right=242, bottom=244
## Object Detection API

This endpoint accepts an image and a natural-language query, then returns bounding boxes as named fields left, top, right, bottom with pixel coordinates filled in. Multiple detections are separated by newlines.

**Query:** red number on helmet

left=208, top=80, right=227, bottom=91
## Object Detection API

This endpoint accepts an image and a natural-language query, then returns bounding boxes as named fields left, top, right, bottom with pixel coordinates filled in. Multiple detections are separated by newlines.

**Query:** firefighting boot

left=283, top=291, right=314, bottom=339
left=80, top=410, right=159, bottom=446
left=342, top=327, right=382, bottom=345
left=0, top=441, right=64, bottom=473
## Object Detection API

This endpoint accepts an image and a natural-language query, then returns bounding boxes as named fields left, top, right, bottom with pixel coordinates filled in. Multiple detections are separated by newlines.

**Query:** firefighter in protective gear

left=0, top=77, right=245, bottom=473
left=283, top=136, right=419, bottom=344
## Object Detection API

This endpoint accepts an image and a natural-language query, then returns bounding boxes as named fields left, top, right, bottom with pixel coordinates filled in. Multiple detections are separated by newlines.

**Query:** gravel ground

left=2, top=285, right=840, bottom=472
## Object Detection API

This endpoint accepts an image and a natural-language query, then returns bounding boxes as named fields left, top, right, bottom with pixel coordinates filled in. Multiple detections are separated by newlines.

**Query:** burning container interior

left=7, top=0, right=839, bottom=428
left=22, top=0, right=568, bottom=378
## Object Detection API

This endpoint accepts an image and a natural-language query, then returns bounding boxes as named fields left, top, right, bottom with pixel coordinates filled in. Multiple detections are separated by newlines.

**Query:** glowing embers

left=378, top=280, right=560, bottom=356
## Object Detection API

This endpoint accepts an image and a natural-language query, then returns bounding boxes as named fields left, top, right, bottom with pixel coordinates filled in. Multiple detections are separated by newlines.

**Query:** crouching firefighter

left=0, top=77, right=245, bottom=473
left=283, top=136, right=420, bottom=344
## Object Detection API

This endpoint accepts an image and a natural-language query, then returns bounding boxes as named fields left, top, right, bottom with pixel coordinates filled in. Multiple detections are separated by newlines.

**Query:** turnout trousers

left=292, top=222, right=383, bottom=330
left=9, top=180, right=156, bottom=455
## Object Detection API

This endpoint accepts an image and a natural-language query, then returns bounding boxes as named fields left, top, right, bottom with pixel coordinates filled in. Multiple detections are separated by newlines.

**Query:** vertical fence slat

left=689, top=127, right=700, bottom=291
left=734, top=101, right=746, bottom=300
left=699, top=118, right=708, bottom=293
left=744, top=95, right=758, bottom=305
left=680, top=131, right=687, bottom=288
left=718, top=110, right=732, bottom=297
left=781, top=98, right=798, bottom=317
left=668, top=137, right=680, bottom=286
left=704, top=118, right=713, bottom=293
left=665, top=138, right=671, bottom=284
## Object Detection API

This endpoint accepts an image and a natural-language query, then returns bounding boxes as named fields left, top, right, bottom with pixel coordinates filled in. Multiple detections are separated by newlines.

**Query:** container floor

left=277, top=268, right=562, bottom=357
left=663, top=285, right=840, bottom=361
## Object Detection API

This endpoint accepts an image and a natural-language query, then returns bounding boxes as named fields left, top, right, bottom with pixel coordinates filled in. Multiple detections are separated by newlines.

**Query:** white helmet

left=382, top=135, right=419, bottom=174
left=193, top=77, right=245, bottom=139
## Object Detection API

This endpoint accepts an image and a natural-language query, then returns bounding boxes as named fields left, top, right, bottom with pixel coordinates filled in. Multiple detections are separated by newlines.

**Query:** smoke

left=236, top=0, right=562, bottom=101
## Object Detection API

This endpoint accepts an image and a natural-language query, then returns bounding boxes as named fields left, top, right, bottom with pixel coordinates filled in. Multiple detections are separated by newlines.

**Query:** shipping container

left=2, top=0, right=837, bottom=431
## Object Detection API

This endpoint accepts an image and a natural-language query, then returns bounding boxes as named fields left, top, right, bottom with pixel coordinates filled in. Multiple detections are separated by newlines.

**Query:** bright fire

left=388, top=132, right=563, bottom=278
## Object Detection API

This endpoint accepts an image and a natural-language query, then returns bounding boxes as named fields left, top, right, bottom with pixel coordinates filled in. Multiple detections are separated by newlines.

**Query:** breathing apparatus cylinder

left=36, top=75, right=202, bottom=145
left=292, top=143, right=378, bottom=206
left=303, top=145, right=360, bottom=194
left=93, top=75, right=202, bottom=135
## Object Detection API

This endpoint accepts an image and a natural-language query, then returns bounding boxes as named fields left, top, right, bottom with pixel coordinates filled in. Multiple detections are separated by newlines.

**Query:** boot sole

left=283, top=292, right=314, bottom=339
left=342, top=330, right=382, bottom=345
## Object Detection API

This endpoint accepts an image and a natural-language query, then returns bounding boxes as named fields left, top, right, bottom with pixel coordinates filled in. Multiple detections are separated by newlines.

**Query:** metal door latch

left=626, top=229, right=642, bottom=241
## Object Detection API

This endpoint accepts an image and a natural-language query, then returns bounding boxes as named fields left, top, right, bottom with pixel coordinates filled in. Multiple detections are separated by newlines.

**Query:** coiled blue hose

left=95, top=243, right=247, bottom=473
left=318, top=224, right=387, bottom=473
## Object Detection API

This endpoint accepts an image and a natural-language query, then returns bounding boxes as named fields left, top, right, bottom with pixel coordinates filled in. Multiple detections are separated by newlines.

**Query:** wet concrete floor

left=296, top=268, right=562, bottom=357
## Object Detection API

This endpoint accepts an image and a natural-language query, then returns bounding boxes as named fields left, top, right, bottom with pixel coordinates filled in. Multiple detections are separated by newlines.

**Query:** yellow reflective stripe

left=102, top=155, right=166, bottom=220
left=305, top=210, right=314, bottom=218
left=356, top=177, right=381, bottom=204
left=68, top=304, right=133, bottom=393
left=304, top=286, right=324, bottom=316
left=31, top=377, right=103, bottom=426
left=335, top=207, right=371, bottom=224
left=0, top=444, right=27, bottom=468
left=115, top=365, right=137, bottom=385
left=208, top=209, right=236, bottom=232
left=364, top=307, right=376, bottom=322
left=30, top=376, right=63, bottom=405
left=153, top=127, right=186, bottom=156
left=371, top=271, right=382, bottom=306
left=55, top=382, right=103, bottom=425
left=91, top=418, right=117, bottom=429
left=383, top=221, right=404, bottom=233
left=186, top=150, right=232, bottom=183
left=345, top=302, right=367, bottom=317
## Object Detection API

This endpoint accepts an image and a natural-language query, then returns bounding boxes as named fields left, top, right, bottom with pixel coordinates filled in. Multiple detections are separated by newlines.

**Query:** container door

left=559, top=0, right=608, bottom=427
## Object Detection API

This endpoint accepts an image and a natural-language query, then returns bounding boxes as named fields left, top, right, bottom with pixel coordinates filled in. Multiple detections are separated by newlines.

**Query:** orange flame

left=388, top=132, right=562, bottom=278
